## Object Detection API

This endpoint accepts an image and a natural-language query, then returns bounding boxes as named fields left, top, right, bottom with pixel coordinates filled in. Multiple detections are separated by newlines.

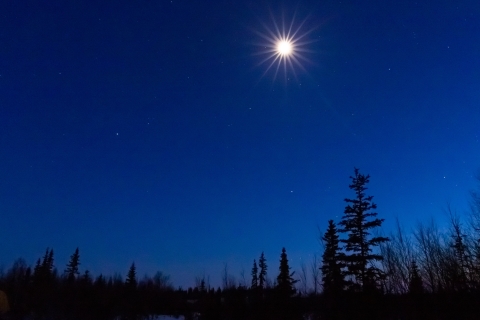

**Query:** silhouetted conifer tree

left=408, top=260, right=423, bottom=294
left=259, top=252, right=267, bottom=290
left=33, top=258, right=42, bottom=278
left=31, top=248, right=56, bottom=319
left=126, top=263, right=137, bottom=289
left=251, top=259, right=258, bottom=290
left=81, top=270, right=92, bottom=284
left=95, top=274, right=106, bottom=287
left=448, top=213, right=471, bottom=291
left=45, top=249, right=54, bottom=273
left=33, top=248, right=55, bottom=284
left=34, top=248, right=54, bottom=279
left=276, top=248, right=297, bottom=296
left=65, top=247, right=80, bottom=282
left=321, top=220, right=346, bottom=293
left=338, top=168, right=389, bottom=291
left=123, top=263, right=139, bottom=320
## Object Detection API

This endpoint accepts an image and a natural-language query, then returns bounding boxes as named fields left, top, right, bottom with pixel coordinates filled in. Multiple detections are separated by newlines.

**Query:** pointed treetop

left=321, top=220, right=346, bottom=293
left=65, top=247, right=81, bottom=282
left=338, top=168, right=389, bottom=291
left=251, top=259, right=258, bottom=289
left=259, top=252, right=268, bottom=289
left=276, top=247, right=297, bottom=296
left=126, top=262, right=137, bottom=288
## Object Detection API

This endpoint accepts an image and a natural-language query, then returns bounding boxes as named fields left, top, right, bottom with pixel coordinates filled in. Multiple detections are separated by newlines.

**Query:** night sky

left=1, top=0, right=479, bottom=288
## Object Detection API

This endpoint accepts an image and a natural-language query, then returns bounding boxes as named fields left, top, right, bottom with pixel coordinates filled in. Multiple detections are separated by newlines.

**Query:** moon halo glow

left=253, top=11, right=315, bottom=82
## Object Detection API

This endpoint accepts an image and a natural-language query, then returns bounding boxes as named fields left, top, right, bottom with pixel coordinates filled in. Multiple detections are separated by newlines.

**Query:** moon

left=277, top=40, right=293, bottom=56
left=252, top=10, right=316, bottom=82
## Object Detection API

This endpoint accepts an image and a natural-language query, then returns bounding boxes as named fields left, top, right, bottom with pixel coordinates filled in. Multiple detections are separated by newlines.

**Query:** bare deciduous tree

left=298, top=260, right=308, bottom=296
left=310, top=254, right=320, bottom=295
left=222, top=263, right=236, bottom=290
left=414, top=220, right=451, bottom=292
left=239, top=267, right=247, bottom=288
left=380, top=218, right=414, bottom=294
left=195, top=273, right=208, bottom=291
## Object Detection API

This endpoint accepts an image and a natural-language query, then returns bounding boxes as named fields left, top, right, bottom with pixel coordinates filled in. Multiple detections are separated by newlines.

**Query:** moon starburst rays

left=253, top=11, right=316, bottom=82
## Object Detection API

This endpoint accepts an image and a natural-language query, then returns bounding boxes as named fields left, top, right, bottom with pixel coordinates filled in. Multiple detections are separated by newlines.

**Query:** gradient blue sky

left=1, top=0, right=479, bottom=288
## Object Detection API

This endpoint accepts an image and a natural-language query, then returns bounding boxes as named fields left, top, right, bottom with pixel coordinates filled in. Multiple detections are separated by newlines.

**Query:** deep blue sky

left=1, top=0, right=479, bottom=288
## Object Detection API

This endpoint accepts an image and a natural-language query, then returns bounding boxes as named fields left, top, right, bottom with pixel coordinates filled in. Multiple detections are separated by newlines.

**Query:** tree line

left=1, top=168, right=480, bottom=319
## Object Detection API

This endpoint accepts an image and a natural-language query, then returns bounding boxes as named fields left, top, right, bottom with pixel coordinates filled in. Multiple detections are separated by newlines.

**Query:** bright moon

left=253, top=10, right=316, bottom=82
left=277, top=40, right=292, bottom=55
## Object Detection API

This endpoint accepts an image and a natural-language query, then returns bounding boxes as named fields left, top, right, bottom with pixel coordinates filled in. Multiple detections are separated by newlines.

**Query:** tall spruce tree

left=33, top=258, right=42, bottom=278
left=408, top=260, right=423, bottom=294
left=276, top=248, right=297, bottom=296
left=34, top=248, right=55, bottom=282
left=125, top=263, right=137, bottom=289
left=81, top=270, right=92, bottom=284
left=321, top=220, right=346, bottom=293
left=65, top=247, right=80, bottom=282
left=251, top=259, right=258, bottom=290
left=39, top=248, right=54, bottom=275
left=47, top=249, right=54, bottom=271
left=449, top=215, right=470, bottom=291
left=338, top=168, right=389, bottom=291
left=258, top=252, right=267, bottom=289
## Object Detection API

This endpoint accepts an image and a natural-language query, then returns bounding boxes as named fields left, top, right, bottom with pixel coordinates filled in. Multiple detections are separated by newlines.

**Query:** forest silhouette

left=1, top=168, right=480, bottom=320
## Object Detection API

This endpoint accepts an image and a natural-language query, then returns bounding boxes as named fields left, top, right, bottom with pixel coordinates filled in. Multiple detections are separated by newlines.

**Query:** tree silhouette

left=321, top=220, right=346, bottom=293
left=447, top=210, right=471, bottom=291
left=152, top=271, right=172, bottom=290
left=65, top=247, right=81, bottom=282
left=34, top=248, right=54, bottom=280
left=338, top=168, right=389, bottom=291
left=310, top=254, right=320, bottom=295
left=31, top=248, right=56, bottom=319
left=125, top=263, right=137, bottom=289
left=33, top=248, right=55, bottom=284
left=258, top=252, right=267, bottom=290
left=124, top=263, right=138, bottom=319
left=251, top=259, right=258, bottom=290
left=408, top=260, right=423, bottom=294
left=276, top=248, right=297, bottom=297
left=45, top=249, right=54, bottom=274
